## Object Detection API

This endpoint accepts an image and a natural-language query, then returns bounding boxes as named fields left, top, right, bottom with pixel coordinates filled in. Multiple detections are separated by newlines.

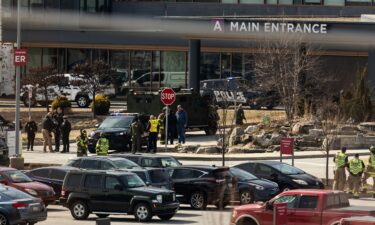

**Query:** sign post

left=280, top=137, right=295, bottom=166
left=160, top=88, right=176, bottom=152
left=28, top=86, right=32, bottom=118
left=273, top=203, right=287, bottom=225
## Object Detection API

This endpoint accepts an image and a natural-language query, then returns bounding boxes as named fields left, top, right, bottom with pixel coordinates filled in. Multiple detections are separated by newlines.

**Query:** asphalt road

left=40, top=199, right=375, bottom=225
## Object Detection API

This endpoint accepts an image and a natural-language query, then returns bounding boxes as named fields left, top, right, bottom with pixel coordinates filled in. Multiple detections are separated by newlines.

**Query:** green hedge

left=91, top=95, right=111, bottom=115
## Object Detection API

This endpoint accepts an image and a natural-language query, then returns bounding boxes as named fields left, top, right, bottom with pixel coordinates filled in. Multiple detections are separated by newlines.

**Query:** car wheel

left=190, top=191, right=207, bottom=210
left=96, top=214, right=109, bottom=218
left=23, top=97, right=37, bottom=107
left=70, top=200, right=89, bottom=220
left=158, top=214, right=175, bottom=221
left=76, top=95, right=89, bottom=108
left=240, top=190, right=253, bottom=205
left=134, top=203, right=152, bottom=222
left=0, top=213, right=8, bottom=225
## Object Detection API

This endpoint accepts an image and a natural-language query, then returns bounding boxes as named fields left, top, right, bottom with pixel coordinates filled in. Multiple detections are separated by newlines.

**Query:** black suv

left=88, top=113, right=149, bottom=153
left=111, top=153, right=182, bottom=168
left=0, top=138, right=9, bottom=166
left=64, top=156, right=140, bottom=170
left=128, top=168, right=174, bottom=190
left=169, top=165, right=236, bottom=209
left=60, top=170, right=179, bottom=222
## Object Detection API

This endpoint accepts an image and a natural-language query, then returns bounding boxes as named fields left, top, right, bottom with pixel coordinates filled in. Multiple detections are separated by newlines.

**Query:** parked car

left=169, top=165, right=236, bottom=210
left=229, top=167, right=279, bottom=204
left=88, top=113, right=149, bottom=153
left=340, top=216, right=375, bottom=225
left=60, top=170, right=179, bottom=222
left=0, top=167, right=55, bottom=206
left=21, top=73, right=116, bottom=108
left=111, top=153, right=182, bottom=168
left=234, top=161, right=324, bottom=192
left=25, top=166, right=79, bottom=198
left=0, top=185, right=47, bottom=225
left=127, top=167, right=174, bottom=190
left=0, top=138, right=9, bottom=166
left=64, top=156, right=140, bottom=170
left=231, top=190, right=375, bottom=225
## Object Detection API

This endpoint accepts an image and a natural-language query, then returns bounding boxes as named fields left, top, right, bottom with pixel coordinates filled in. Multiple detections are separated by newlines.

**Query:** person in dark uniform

left=60, top=116, right=71, bottom=153
left=131, top=116, right=144, bottom=154
left=52, top=108, right=63, bottom=152
left=165, top=109, right=177, bottom=145
left=235, top=104, right=246, bottom=125
left=24, top=117, right=37, bottom=151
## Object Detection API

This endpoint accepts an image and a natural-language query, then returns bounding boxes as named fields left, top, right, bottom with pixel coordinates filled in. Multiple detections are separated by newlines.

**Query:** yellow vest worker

left=148, top=116, right=159, bottom=153
left=362, top=146, right=375, bottom=197
left=333, top=147, right=348, bottom=191
left=347, top=155, right=364, bottom=198
left=96, top=132, right=109, bottom=156
left=149, top=119, right=159, bottom=133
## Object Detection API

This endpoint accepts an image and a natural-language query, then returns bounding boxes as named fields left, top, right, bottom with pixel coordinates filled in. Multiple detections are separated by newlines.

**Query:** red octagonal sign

left=161, top=88, right=176, bottom=105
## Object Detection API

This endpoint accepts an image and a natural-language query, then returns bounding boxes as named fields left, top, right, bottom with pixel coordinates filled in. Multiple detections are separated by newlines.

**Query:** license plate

left=31, top=205, right=40, bottom=212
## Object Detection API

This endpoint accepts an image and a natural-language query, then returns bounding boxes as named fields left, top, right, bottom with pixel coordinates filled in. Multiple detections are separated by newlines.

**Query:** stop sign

left=161, top=88, right=176, bottom=105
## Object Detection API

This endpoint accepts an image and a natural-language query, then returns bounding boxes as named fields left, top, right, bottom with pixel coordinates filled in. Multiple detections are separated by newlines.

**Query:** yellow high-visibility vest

left=149, top=120, right=158, bottom=133
left=349, top=159, right=363, bottom=175
left=335, top=152, right=347, bottom=168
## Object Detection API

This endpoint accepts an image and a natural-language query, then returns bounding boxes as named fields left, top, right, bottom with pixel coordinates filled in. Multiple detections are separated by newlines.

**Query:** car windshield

left=271, top=163, right=305, bottom=175
left=149, top=170, right=170, bottom=183
left=230, top=167, right=258, bottom=180
left=99, top=117, right=133, bottom=129
left=160, top=157, right=182, bottom=167
left=3, top=170, right=33, bottom=183
left=111, top=159, right=139, bottom=169
left=120, top=174, right=145, bottom=188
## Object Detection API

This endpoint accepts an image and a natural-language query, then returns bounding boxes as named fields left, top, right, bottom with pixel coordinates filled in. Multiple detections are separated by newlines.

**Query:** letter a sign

left=14, top=49, right=28, bottom=66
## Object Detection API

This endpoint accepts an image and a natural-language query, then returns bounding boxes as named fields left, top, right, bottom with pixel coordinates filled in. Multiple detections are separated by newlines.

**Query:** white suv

left=21, top=74, right=115, bottom=108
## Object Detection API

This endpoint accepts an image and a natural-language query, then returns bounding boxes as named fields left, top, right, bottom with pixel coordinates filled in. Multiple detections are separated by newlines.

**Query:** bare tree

left=23, top=65, right=61, bottom=112
left=72, top=60, right=114, bottom=118
left=254, top=34, right=320, bottom=121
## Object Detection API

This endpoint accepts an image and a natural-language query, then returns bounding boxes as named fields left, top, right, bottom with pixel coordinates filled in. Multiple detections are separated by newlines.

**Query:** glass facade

left=23, top=47, right=257, bottom=91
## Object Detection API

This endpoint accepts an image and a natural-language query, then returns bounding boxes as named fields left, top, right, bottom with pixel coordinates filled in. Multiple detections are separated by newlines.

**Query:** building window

left=110, top=50, right=129, bottom=93
left=201, top=53, right=220, bottom=80
left=240, top=0, right=264, bottom=4
left=92, top=49, right=108, bottom=63
left=278, top=0, right=293, bottom=4
left=221, top=53, right=231, bottom=78
left=57, top=49, right=66, bottom=74
left=61, top=0, right=76, bottom=10
left=30, top=0, right=43, bottom=10
left=80, top=0, right=108, bottom=13
left=324, top=0, right=344, bottom=5
left=44, top=0, right=59, bottom=10
left=130, top=50, right=151, bottom=88
left=26, top=48, right=42, bottom=73
left=345, top=0, right=372, bottom=6
left=303, top=0, right=321, bottom=4
left=221, top=0, right=238, bottom=3
left=42, top=48, right=57, bottom=67
left=67, top=49, right=91, bottom=72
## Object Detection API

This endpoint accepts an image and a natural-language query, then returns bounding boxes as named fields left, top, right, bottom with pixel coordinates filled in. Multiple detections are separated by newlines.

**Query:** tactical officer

left=76, top=129, right=88, bottom=157
left=235, top=104, right=246, bottom=125
left=131, top=116, right=144, bottom=154
left=362, top=145, right=375, bottom=197
left=147, top=115, right=159, bottom=153
left=158, top=110, right=166, bottom=145
left=96, top=132, right=109, bottom=156
left=333, top=147, right=348, bottom=191
left=60, top=116, right=71, bottom=153
left=347, top=154, right=365, bottom=199
left=24, top=117, right=37, bottom=151
left=52, top=108, right=63, bottom=152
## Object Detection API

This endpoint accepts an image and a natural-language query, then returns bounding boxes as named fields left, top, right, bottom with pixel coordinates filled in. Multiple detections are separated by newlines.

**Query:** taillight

left=12, top=202, right=28, bottom=209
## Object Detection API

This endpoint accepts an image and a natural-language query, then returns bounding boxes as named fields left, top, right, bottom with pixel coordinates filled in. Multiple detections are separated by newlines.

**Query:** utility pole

left=14, top=0, right=21, bottom=157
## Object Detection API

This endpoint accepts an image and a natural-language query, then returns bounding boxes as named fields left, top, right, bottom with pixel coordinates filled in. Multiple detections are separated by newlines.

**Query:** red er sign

left=14, top=49, right=28, bottom=66
left=280, top=137, right=294, bottom=155
left=161, top=88, right=176, bottom=105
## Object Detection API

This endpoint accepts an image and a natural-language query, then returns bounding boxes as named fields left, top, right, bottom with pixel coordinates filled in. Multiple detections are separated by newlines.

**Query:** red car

left=0, top=167, right=55, bottom=206
left=340, top=216, right=375, bottom=225
left=231, top=189, right=375, bottom=225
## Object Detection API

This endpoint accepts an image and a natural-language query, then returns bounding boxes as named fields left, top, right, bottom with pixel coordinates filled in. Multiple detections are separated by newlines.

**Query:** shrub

left=51, top=96, right=72, bottom=113
left=91, top=95, right=111, bottom=115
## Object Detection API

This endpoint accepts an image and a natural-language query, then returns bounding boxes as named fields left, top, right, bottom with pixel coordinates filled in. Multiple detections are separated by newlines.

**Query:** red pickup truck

left=231, top=190, right=375, bottom=225
left=340, top=216, right=375, bottom=225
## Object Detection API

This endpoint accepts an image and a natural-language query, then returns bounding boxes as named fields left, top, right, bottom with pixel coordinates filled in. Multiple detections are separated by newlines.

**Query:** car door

left=103, top=176, right=131, bottom=212
left=171, top=168, right=203, bottom=203
left=83, top=174, right=105, bottom=211
left=49, top=169, right=67, bottom=196
left=260, top=194, right=298, bottom=225
left=290, top=195, right=320, bottom=225
left=29, top=168, right=51, bottom=185
left=254, top=164, right=283, bottom=186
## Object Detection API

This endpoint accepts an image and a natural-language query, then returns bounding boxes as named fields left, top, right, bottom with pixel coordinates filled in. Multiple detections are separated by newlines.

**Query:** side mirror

left=95, top=124, right=100, bottom=128
left=114, top=184, right=124, bottom=191
left=266, top=201, right=274, bottom=210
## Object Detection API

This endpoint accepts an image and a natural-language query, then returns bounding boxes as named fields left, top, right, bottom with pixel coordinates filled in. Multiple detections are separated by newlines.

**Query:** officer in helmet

left=362, top=145, right=375, bottom=197
left=96, top=131, right=109, bottom=156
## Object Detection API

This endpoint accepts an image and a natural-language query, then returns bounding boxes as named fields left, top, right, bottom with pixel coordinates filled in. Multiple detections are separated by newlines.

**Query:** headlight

left=116, top=132, right=125, bottom=136
left=156, top=195, right=163, bottom=203
left=293, top=179, right=308, bottom=185
left=25, top=188, right=38, bottom=196
left=249, top=183, right=265, bottom=190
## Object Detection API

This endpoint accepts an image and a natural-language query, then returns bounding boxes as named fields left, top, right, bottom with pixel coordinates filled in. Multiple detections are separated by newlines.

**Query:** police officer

left=76, top=129, right=88, bottom=157
left=52, top=108, right=63, bottom=152
left=347, top=154, right=365, bottom=199
left=131, top=116, right=144, bottom=154
left=235, top=104, right=246, bottom=125
left=24, top=117, right=37, bottom=151
left=60, top=116, right=71, bottom=153
left=333, top=147, right=348, bottom=191
left=147, top=115, right=159, bottom=153
left=158, top=110, right=166, bottom=145
left=362, top=145, right=375, bottom=197
left=96, top=132, right=109, bottom=156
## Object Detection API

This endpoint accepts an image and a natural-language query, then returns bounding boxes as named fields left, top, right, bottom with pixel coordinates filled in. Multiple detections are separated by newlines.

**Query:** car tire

left=239, top=190, right=253, bottom=205
left=76, top=95, right=90, bottom=108
left=190, top=191, right=207, bottom=210
left=23, top=97, right=37, bottom=107
left=70, top=200, right=90, bottom=220
left=0, top=213, right=8, bottom=225
left=96, top=214, right=109, bottom=218
left=158, top=214, right=175, bottom=221
left=134, top=203, right=152, bottom=222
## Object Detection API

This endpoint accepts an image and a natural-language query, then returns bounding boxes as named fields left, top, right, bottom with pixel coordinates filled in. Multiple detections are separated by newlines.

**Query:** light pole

left=14, top=0, right=21, bottom=157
